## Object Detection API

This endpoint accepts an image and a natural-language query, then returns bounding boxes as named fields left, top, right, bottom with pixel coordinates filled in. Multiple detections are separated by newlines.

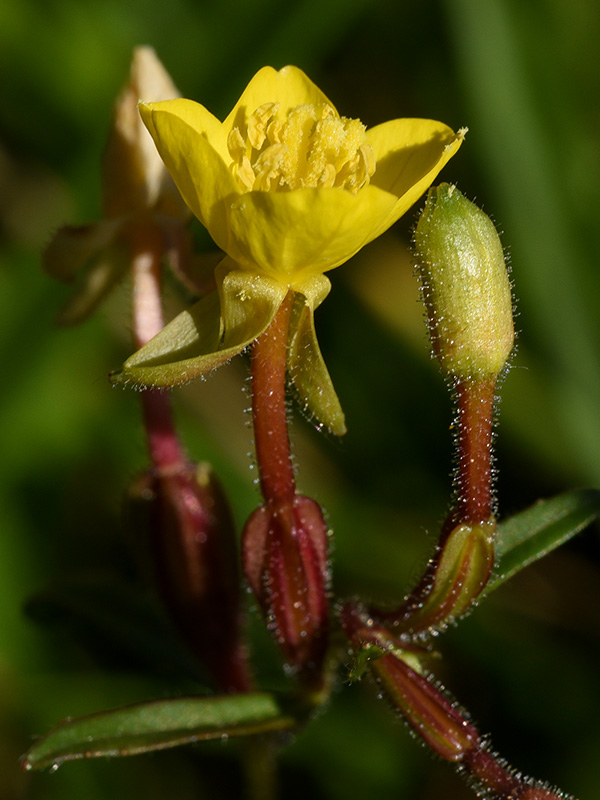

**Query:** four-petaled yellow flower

left=114, top=65, right=464, bottom=435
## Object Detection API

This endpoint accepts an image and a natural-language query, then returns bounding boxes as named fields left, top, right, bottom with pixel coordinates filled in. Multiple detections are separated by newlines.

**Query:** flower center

left=227, top=102, right=375, bottom=194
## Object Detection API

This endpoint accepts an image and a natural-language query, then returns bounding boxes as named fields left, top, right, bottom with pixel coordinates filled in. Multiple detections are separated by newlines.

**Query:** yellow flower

left=114, top=66, right=464, bottom=434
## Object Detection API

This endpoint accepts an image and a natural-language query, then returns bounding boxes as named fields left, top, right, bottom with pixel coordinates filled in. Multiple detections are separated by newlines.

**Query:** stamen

left=228, top=101, right=376, bottom=194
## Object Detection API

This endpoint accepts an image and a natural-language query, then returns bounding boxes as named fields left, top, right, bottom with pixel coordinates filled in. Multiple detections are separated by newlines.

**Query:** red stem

left=251, top=291, right=296, bottom=506
left=454, top=377, right=496, bottom=525
left=126, top=219, right=251, bottom=693
left=127, top=220, right=186, bottom=473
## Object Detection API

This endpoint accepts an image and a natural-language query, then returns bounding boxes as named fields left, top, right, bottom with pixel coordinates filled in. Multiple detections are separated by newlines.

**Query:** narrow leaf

left=23, top=692, right=295, bottom=771
left=485, top=489, right=600, bottom=594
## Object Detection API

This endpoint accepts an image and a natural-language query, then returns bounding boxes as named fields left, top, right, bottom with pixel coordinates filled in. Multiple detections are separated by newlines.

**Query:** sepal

left=288, top=275, right=347, bottom=436
left=111, top=263, right=287, bottom=388
left=368, top=517, right=496, bottom=635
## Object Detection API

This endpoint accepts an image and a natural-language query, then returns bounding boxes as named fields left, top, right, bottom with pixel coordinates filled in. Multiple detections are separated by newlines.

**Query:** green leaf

left=22, top=692, right=296, bottom=771
left=485, top=489, right=600, bottom=594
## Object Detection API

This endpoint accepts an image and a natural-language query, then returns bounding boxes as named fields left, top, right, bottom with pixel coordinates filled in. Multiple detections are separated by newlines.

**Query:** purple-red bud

left=126, top=462, right=250, bottom=692
left=341, top=603, right=576, bottom=800
left=361, top=517, right=496, bottom=636
left=373, top=651, right=479, bottom=761
left=242, top=495, right=330, bottom=682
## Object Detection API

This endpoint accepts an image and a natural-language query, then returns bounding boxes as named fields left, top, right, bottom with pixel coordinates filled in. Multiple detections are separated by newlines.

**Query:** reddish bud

left=373, top=651, right=479, bottom=761
left=341, top=602, right=478, bottom=761
left=127, top=462, right=250, bottom=692
left=242, top=495, right=330, bottom=682
left=341, top=603, right=577, bottom=800
left=363, top=517, right=496, bottom=636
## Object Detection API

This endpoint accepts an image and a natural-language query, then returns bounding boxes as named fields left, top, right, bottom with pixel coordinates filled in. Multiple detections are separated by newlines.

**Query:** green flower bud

left=413, top=183, right=514, bottom=382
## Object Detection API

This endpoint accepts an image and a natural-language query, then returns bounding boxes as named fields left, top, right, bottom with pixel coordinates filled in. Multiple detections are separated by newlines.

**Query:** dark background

left=1, top=0, right=599, bottom=797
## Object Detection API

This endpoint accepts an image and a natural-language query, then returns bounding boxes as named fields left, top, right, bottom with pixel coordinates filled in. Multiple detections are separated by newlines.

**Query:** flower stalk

left=453, top=376, right=497, bottom=527
left=243, top=291, right=330, bottom=687
left=128, top=218, right=187, bottom=472
left=372, top=184, right=515, bottom=631
left=250, top=291, right=296, bottom=506
left=125, top=219, right=251, bottom=693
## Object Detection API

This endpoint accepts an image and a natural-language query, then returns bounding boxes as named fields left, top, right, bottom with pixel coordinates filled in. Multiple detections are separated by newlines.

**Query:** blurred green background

left=1, top=0, right=599, bottom=798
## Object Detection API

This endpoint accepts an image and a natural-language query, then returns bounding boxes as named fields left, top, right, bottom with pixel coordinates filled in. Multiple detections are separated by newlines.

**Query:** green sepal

left=288, top=274, right=347, bottom=436
left=485, top=488, right=600, bottom=595
left=403, top=518, right=496, bottom=632
left=43, top=220, right=128, bottom=325
left=43, top=220, right=122, bottom=283
left=22, top=692, right=296, bottom=771
left=111, top=261, right=287, bottom=388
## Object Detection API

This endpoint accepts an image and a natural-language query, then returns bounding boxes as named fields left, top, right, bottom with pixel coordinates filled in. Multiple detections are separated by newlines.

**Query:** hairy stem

left=251, top=291, right=296, bottom=507
left=128, top=220, right=186, bottom=473
left=454, top=377, right=496, bottom=525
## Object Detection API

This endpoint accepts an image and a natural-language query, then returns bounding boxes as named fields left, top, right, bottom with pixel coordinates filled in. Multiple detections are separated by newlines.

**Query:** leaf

left=484, top=489, right=600, bottom=595
left=22, top=692, right=296, bottom=771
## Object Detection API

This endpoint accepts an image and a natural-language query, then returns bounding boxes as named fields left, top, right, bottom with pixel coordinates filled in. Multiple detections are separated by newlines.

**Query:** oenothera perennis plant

left=112, top=64, right=465, bottom=435
left=25, top=55, right=591, bottom=800
left=109, top=64, right=465, bottom=688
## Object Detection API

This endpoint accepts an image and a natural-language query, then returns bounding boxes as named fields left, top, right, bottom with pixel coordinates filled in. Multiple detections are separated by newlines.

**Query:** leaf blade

left=23, top=692, right=295, bottom=771
left=485, top=489, right=600, bottom=595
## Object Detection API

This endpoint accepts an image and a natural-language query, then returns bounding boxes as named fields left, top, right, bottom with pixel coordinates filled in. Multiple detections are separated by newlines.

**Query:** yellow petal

left=139, top=100, right=240, bottom=252
left=287, top=275, right=347, bottom=436
left=365, top=120, right=465, bottom=240
left=223, top=66, right=335, bottom=133
left=227, top=186, right=397, bottom=283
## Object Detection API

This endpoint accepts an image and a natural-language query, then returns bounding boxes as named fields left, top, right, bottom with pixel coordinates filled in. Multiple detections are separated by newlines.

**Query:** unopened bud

left=373, top=650, right=480, bottom=761
left=365, top=518, right=496, bottom=635
left=413, top=183, right=514, bottom=382
left=242, top=495, right=330, bottom=682
left=125, top=462, right=249, bottom=692
left=44, top=47, right=191, bottom=325
left=341, top=604, right=577, bottom=800
left=102, top=46, right=189, bottom=221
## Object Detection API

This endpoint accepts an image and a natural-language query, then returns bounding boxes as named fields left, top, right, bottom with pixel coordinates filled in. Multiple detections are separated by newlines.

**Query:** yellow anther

left=247, top=102, right=279, bottom=150
left=227, top=127, right=246, bottom=162
left=228, top=101, right=375, bottom=194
